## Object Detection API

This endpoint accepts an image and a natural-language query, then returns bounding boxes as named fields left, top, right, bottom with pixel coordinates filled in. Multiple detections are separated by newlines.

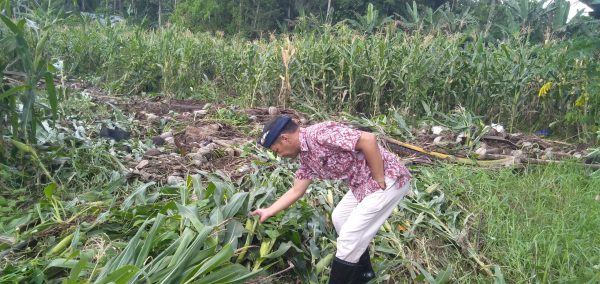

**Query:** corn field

left=47, top=22, right=600, bottom=140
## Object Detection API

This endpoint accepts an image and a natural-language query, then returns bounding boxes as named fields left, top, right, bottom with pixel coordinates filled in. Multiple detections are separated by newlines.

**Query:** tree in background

left=171, top=0, right=282, bottom=36
left=4, top=0, right=598, bottom=41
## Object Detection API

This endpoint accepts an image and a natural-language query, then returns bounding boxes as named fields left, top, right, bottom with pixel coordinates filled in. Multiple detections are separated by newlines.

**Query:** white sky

left=542, top=0, right=594, bottom=21
left=567, top=0, right=594, bottom=20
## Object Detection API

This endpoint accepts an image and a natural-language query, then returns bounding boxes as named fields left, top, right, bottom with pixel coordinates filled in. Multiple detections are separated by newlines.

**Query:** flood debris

left=167, top=175, right=185, bottom=185
left=99, top=126, right=130, bottom=141
left=39, top=77, right=599, bottom=183
left=135, top=160, right=149, bottom=169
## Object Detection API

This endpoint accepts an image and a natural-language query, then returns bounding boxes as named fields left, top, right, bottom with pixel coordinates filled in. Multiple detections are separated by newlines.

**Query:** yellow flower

left=575, top=95, right=587, bottom=108
left=538, top=82, right=553, bottom=97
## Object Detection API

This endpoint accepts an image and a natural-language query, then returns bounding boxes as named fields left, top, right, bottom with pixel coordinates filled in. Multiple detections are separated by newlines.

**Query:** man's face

left=269, top=134, right=299, bottom=158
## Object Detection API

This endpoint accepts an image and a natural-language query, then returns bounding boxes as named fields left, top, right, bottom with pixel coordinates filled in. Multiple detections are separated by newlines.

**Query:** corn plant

left=0, top=3, right=58, bottom=143
left=89, top=214, right=263, bottom=284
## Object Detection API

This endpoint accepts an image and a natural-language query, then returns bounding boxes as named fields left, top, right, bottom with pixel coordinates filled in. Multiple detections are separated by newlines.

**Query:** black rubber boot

left=358, top=248, right=376, bottom=283
left=328, top=257, right=360, bottom=284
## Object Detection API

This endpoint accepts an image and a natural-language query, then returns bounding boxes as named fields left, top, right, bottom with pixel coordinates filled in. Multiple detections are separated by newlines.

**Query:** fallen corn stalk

left=383, top=137, right=517, bottom=167
left=384, top=137, right=599, bottom=169
left=484, top=154, right=600, bottom=169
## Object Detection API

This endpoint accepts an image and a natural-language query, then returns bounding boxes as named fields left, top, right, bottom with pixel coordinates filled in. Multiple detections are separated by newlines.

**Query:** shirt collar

left=299, top=128, right=309, bottom=152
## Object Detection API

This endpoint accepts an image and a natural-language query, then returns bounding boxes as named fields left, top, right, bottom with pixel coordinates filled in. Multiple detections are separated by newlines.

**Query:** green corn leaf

left=413, top=261, right=436, bottom=283
left=9, top=93, right=18, bottom=136
left=204, top=182, right=216, bottom=200
left=183, top=243, right=234, bottom=284
left=209, top=207, right=224, bottom=226
left=221, top=192, right=248, bottom=219
left=494, top=265, right=506, bottom=284
left=186, top=245, right=217, bottom=270
left=98, top=265, right=139, bottom=284
left=1, top=1, right=11, bottom=17
left=190, top=174, right=204, bottom=200
left=135, top=214, right=165, bottom=267
left=121, top=182, right=155, bottom=210
left=163, top=246, right=218, bottom=282
left=142, top=234, right=192, bottom=277
left=434, top=265, right=453, bottom=284
left=43, top=182, right=56, bottom=199
left=44, top=71, right=58, bottom=120
left=225, top=268, right=265, bottom=284
left=223, top=220, right=244, bottom=249
left=0, top=85, right=28, bottom=100
left=192, top=264, right=259, bottom=284
left=46, top=259, right=79, bottom=269
left=263, top=241, right=294, bottom=259
left=66, top=252, right=90, bottom=284
left=145, top=246, right=210, bottom=282
left=315, top=253, right=334, bottom=274
left=69, top=226, right=81, bottom=251
left=166, top=228, right=196, bottom=268
left=177, top=203, right=205, bottom=232
left=180, top=182, right=189, bottom=205
left=159, top=225, right=214, bottom=284
left=97, top=218, right=152, bottom=280
left=34, top=31, right=50, bottom=69
left=0, top=14, right=22, bottom=34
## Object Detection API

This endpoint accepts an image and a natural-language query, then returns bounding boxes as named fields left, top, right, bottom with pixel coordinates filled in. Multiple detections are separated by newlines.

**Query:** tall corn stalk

left=278, top=38, right=294, bottom=109
left=0, top=3, right=58, bottom=143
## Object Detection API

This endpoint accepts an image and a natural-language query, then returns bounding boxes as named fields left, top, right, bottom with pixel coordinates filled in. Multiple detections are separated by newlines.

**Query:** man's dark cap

left=258, top=115, right=291, bottom=148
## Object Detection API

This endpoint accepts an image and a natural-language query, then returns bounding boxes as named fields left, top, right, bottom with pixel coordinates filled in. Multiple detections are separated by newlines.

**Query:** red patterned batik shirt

left=294, top=121, right=411, bottom=202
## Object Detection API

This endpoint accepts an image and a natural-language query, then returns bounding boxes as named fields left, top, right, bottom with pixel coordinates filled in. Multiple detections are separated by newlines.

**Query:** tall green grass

left=47, top=23, right=599, bottom=140
left=415, top=164, right=600, bottom=282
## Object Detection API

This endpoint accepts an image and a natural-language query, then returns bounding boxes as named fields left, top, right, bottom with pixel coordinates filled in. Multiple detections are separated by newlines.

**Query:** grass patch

left=420, top=164, right=600, bottom=282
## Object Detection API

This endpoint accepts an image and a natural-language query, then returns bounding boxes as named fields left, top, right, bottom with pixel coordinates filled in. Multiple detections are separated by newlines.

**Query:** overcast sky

left=567, top=0, right=594, bottom=20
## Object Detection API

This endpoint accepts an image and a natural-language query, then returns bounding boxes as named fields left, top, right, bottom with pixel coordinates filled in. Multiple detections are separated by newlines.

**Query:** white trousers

left=331, top=176, right=410, bottom=263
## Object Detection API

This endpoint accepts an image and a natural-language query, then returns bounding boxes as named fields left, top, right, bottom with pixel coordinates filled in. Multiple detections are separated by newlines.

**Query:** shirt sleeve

left=314, top=122, right=361, bottom=152
left=295, top=163, right=317, bottom=180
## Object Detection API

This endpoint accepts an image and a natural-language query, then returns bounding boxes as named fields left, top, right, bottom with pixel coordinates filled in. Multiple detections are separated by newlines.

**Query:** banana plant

left=347, top=3, right=393, bottom=34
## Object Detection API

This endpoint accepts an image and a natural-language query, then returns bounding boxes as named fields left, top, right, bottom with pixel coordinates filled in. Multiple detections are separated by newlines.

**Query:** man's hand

left=376, top=179, right=386, bottom=189
left=249, top=179, right=311, bottom=224
left=250, top=208, right=274, bottom=223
